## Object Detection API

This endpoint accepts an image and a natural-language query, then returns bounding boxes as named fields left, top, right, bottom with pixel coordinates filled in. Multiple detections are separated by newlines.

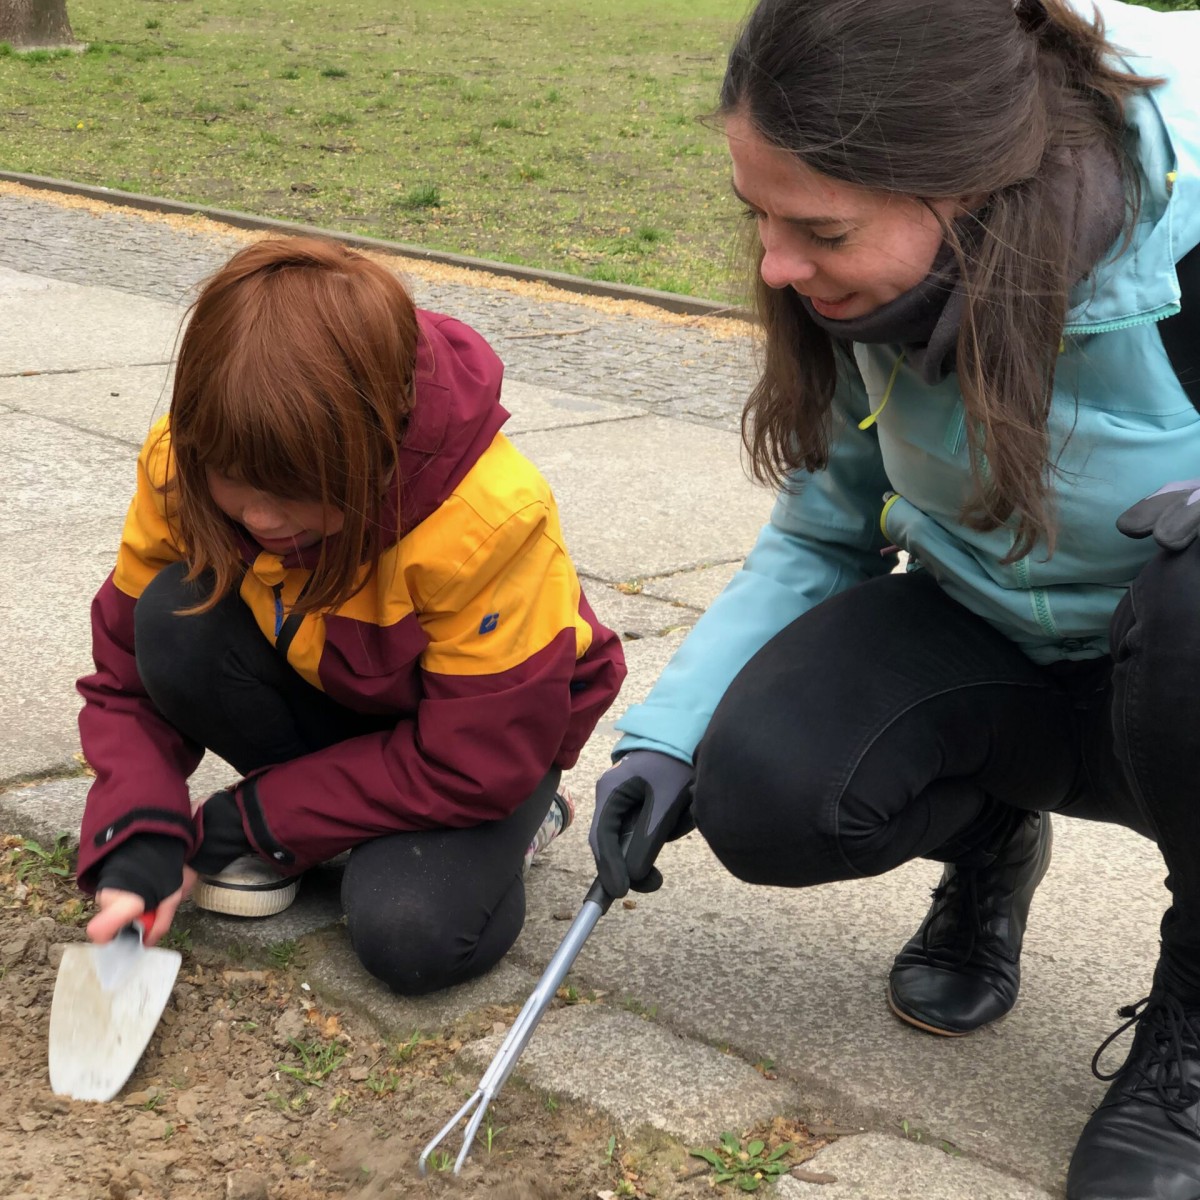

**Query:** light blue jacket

left=616, top=0, right=1200, bottom=765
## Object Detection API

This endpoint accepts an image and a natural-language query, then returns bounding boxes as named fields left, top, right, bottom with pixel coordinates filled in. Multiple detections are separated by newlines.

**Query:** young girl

left=77, top=236, right=625, bottom=996
left=589, top=0, right=1200, bottom=1195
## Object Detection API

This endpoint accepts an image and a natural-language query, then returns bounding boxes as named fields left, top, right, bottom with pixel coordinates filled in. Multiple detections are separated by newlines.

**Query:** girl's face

left=726, top=113, right=967, bottom=320
left=206, top=468, right=345, bottom=553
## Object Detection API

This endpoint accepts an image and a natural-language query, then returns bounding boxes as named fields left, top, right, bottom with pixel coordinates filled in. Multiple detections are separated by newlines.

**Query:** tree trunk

left=0, top=0, right=75, bottom=49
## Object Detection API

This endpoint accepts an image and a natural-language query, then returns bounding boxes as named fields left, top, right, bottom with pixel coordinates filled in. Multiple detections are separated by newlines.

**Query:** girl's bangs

left=174, top=370, right=342, bottom=503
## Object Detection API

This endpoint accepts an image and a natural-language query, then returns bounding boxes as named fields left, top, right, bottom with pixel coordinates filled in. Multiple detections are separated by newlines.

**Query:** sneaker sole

left=192, top=876, right=299, bottom=918
left=886, top=984, right=973, bottom=1038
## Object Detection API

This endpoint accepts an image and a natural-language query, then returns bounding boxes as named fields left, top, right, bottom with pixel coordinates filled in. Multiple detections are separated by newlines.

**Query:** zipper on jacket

left=1012, top=555, right=1059, bottom=639
left=1062, top=304, right=1179, bottom=338
left=944, top=408, right=966, bottom=455
left=272, top=583, right=284, bottom=639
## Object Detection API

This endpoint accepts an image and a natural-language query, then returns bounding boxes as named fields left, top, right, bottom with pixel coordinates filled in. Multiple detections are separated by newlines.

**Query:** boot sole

left=886, top=984, right=974, bottom=1038
left=192, top=876, right=299, bottom=918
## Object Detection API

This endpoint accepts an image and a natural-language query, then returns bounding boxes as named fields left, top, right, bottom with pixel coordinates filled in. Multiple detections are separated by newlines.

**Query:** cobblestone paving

left=1, top=191, right=756, bottom=429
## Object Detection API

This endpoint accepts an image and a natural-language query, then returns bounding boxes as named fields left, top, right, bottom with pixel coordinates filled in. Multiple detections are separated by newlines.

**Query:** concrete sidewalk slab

left=304, top=928, right=540, bottom=1031
left=2, top=412, right=134, bottom=779
left=0, top=364, right=174, bottom=447
left=460, top=1005, right=800, bottom=1145
left=1, top=268, right=183, bottom=374
left=500, top=379, right=643, bottom=434
left=513, top=416, right=774, bottom=580
left=776, top=1133, right=1055, bottom=1199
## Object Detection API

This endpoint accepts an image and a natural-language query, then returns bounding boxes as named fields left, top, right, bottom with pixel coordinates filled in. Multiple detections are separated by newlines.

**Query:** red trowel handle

left=136, top=911, right=156, bottom=938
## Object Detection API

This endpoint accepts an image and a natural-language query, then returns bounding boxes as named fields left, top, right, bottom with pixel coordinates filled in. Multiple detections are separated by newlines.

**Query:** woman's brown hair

left=165, top=237, right=420, bottom=613
left=721, top=0, right=1160, bottom=560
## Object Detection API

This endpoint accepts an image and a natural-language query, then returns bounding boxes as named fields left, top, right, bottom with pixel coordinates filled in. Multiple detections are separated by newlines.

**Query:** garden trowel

left=48, top=912, right=181, bottom=1102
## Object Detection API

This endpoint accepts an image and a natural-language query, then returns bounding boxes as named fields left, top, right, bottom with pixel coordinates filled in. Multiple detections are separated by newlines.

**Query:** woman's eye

left=740, top=205, right=765, bottom=222
left=809, top=230, right=849, bottom=249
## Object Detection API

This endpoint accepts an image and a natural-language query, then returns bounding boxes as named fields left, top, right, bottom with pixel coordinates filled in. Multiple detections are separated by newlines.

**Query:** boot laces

left=920, top=870, right=993, bottom=968
left=1091, top=994, right=1200, bottom=1112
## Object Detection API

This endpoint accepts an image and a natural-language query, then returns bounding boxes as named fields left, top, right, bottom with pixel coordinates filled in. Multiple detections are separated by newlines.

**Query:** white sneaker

left=522, top=791, right=575, bottom=877
left=191, top=855, right=299, bottom=918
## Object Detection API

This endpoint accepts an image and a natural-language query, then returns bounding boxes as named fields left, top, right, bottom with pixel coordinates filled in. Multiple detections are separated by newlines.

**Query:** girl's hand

left=86, top=867, right=198, bottom=947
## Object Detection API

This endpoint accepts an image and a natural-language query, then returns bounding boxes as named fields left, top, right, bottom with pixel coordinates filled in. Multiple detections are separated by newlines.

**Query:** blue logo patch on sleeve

left=479, top=612, right=500, bottom=634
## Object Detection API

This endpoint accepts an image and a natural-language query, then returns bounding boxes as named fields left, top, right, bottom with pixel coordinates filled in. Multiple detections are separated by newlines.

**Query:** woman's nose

left=759, top=226, right=817, bottom=291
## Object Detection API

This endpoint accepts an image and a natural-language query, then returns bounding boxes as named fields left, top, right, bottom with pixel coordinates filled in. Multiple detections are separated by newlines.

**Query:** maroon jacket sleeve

left=76, top=575, right=202, bottom=891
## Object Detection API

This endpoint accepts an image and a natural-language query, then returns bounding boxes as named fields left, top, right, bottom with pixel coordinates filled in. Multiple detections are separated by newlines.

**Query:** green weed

left=395, top=183, right=441, bottom=210
left=267, top=939, right=299, bottom=968
left=10, top=834, right=73, bottom=885
left=689, top=1132, right=792, bottom=1191
left=160, top=927, right=192, bottom=953
left=390, top=1030, right=425, bottom=1062
left=277, top=1038, right=347, bottom=1087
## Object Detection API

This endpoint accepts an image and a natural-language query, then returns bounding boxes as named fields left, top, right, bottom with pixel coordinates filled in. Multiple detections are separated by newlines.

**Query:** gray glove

left=589, top=750, right=695, bottom=899
left=1117, top=479, right=1200, bottom=551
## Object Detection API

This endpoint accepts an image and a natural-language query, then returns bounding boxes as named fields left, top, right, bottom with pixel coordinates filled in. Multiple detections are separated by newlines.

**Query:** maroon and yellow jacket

left=76, top=311, right=625, bottom=891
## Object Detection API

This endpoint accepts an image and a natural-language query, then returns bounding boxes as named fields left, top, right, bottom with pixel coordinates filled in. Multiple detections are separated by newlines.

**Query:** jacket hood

left=1066, top=0, right=1200, bottom=331
left=243, top=310, right=509, bottom=571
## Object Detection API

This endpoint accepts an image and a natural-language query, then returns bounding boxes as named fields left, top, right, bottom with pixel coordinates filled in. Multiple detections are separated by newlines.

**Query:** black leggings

left=134, top=562, right=558, bottom=996
left=694, top=550, right=1200, bottom=996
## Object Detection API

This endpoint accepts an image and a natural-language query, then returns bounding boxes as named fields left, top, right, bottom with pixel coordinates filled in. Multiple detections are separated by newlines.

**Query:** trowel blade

left=48, top=933, right=181, bottom=1102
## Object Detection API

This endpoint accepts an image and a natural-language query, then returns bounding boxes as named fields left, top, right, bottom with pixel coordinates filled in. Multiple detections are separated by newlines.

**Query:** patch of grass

left=620, top=995, right=658, bottom=1020
left=0, top=0, right=749, bottom=299
left=690, top=1132, right=792, bottom=1191
left=277, top=1037, right=347, bottom=1087
left=160, top=926, right=192, bottom=953
left=267, top=939, right=299, bottom=968
left=483, top=1112, right=505, bottom=1154
left=389, top=1030, right=425, bottom=1063
left=365, top=1069, right=398, bottom=1095
left=394, top=183, right=440, bottom=211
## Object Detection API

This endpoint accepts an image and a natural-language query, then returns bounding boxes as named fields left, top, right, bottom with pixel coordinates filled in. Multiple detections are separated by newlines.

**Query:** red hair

left=165, top=237, right=420, bottom=613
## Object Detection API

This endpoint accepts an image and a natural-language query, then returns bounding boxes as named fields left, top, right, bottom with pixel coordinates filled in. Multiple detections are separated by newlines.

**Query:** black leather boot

left=1067, top=992, right=1200, bottom=1199
left=887, top=810, right=1052, bottom=1036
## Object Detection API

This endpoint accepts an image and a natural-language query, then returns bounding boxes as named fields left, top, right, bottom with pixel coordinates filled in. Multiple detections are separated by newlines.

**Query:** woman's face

left=726, top=113, right=965, bottom=320
left=206, top=468, right=345, bottom=553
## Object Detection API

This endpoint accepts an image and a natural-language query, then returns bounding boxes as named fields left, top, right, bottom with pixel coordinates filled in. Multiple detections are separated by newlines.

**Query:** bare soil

left=0, top=836, right=821, bottom=1200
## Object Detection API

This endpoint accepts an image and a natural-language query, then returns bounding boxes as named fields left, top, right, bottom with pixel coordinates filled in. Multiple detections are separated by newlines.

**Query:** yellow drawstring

left=879, top=492, right=902, bottom=538
left=858, top=353, right=905, bottom=431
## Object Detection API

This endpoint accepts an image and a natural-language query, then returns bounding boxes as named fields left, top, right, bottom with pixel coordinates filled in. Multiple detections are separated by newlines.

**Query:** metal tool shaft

left=418, top=880, right=610, bottom=1175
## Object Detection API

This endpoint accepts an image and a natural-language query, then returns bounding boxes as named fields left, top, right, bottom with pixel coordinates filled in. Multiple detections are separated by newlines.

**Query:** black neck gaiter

left=799, top=142, right=1126, bottom=385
